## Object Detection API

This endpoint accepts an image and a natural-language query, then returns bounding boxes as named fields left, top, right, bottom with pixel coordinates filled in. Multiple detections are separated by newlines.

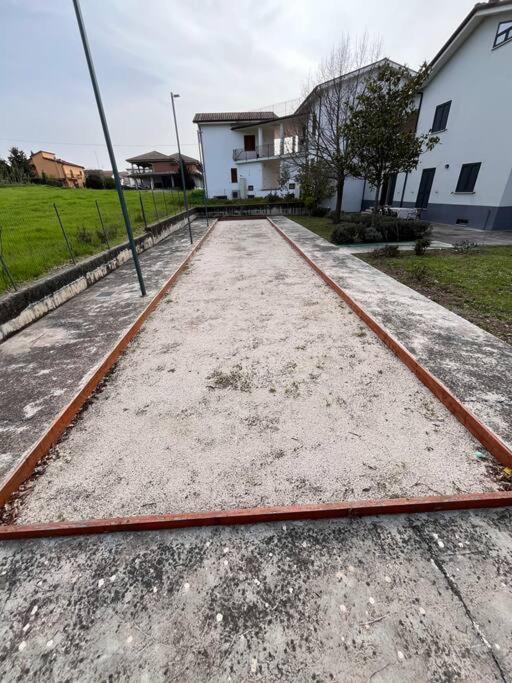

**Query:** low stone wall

left=197, top=202, right=306, bottom=218
left=0, top=209, right=197, bottom=343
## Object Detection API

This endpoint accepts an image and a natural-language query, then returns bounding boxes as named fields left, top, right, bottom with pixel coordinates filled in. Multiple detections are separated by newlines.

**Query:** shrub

left=414, top=237, right=431, bottom=255
left=265, top=192, right=280, bottom=203
left=363, top=227, right=383, bottom=243
left=76, top=226, right=93, bottom=244
left=372, top=244, right=400, bottom=258
left=282, top=192, right=296, bottom=201
left=453, top=239, right=480, bottom=254
left=342, top=213, right=431, bottom=242
left=331, top=222, right=361, bottom=244
left=310, top=206, right=329, bottom=217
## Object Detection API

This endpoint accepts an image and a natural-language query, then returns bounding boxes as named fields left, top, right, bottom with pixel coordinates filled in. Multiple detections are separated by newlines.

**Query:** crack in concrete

left=410, top=521, right=508, bottom=683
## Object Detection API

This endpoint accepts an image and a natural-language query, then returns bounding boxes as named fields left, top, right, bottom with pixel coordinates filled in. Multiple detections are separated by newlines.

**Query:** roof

left=126, top=150, right=201, bottom=167
left=428, top=0, right=512, bottom=79
left=193, top=112, right=277, bottom=123
left=231, top=112, right=305, bottom=130
left=295, top=58, right=414, bottom=114
left=30, top=150, right=85, bottom=169
left=167, top=152, right=200, bottom=165
left=126, top=150, right=171, bottom=163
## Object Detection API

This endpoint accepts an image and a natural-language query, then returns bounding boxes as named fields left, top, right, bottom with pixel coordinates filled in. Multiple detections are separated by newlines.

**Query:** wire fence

left=0, top=185, right=203, bottom=295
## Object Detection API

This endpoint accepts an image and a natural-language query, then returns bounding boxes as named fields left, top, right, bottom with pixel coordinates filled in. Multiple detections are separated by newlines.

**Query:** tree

left=7, top=147, right=33, bottom=183
left=298, top=159, right=332, bottom=212
left=290, top=34, right=381, bottom=221
left=344, top=63, right=439, bottom=225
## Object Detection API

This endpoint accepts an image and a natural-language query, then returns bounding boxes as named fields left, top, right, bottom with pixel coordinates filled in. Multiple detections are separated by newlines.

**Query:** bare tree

left=291, top=33, right=381, bottom=220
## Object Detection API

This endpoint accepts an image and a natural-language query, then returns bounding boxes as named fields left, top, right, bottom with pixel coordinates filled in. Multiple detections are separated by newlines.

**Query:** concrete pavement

left=1, top=508, right=511, bottom=681
left=432, top=224, right=512, bottom=245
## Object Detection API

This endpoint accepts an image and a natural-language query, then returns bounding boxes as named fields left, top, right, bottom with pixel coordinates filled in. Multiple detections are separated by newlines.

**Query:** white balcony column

left=257, top=126, right=264, bottom=149
left=279, top=123, right=284, bottom=156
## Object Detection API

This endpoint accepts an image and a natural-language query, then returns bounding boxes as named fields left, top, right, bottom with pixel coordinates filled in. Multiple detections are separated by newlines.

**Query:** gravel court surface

left=13, top=219, right=498, bottom=524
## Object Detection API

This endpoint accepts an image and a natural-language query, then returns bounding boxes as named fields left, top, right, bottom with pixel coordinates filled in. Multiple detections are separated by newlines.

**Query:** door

left=415, top=168, right=435, bottom=208
left=244, top=135, right=256, bottom=152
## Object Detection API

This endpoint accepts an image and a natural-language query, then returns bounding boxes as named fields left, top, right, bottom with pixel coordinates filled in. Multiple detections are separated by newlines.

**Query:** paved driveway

left=432, top=223, right=512, bottom=245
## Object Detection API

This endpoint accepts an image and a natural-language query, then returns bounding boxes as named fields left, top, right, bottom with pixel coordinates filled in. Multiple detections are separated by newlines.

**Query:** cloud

left=1, top=0, right=475, bottom=169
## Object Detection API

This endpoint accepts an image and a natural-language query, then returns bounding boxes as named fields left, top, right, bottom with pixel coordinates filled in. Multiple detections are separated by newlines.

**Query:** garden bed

left=358, top=246, right=512, bottom=345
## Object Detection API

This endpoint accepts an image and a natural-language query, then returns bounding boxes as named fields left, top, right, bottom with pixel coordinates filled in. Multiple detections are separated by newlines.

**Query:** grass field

left=359, top=247, right=512, bottom=344
left=0, top=184, right=197, bottom=292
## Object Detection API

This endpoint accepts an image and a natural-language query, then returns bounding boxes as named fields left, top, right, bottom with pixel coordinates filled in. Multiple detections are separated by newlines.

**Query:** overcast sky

left=1, top=0, right=476, bottom=170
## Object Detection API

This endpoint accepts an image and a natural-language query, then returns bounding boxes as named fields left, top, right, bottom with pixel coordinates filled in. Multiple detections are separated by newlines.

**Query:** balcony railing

left=233, top=141, right=303, bottom=162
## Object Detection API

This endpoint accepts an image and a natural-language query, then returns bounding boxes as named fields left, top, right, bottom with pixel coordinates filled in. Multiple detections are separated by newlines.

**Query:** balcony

left=233, top=141, right=303, bottom=162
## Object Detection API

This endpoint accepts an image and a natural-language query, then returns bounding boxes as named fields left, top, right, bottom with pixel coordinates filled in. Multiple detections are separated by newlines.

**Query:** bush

left=310, top=206, right=329, bottom=217
left=363, top=227, right=383, bottom=243
left=453, top=239, right=480, bottom=254
left=342, top=213, right=431, bottom=242
left=76, top=226, right=93, bottom=244
left=331, top=222, right=361, bottom=244
left=372, top=244, right=400, bottom=258
left=414, top=237, right=431, bottom=255
left=265, top=192, right=280, bottom=203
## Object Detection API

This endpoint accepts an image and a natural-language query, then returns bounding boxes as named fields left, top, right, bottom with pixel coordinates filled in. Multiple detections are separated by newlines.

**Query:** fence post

left=53, top=203, right=76, bottom=264
left=162, top=191, right=168, bottom=216
left=0, top=224, right=17, bottom=291
left=139, top=192, right=148, bottom=230
left=151, top=188, right=159, bottom=221
left=95, top=200, right=111, bottom=249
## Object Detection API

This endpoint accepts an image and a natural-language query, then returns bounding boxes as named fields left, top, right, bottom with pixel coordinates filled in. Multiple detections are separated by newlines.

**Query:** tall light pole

left=197, top=127, right=209, bottom=227
left=171, top=93, right=193, bottom=244
left=72, top=0, right=146, bottom=296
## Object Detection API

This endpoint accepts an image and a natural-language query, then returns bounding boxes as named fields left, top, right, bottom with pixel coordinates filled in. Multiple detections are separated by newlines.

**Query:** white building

left=195, top=0, right=512, bottom=230
left=363, top=0, right=512, bottom=230
left=193, top=112, right=301, bottom=200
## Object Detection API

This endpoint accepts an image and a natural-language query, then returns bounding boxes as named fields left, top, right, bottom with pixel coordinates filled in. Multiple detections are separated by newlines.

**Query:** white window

left=494, top=20, right=512, bottom=48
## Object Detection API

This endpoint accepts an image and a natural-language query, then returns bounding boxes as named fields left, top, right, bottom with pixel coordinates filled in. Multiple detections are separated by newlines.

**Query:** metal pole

left=95, top=200, right=110, bottom=249
left=0, top=254, right=16, bottom=291
left=72, top=0, right=146, bottom=296
left=197, top=127, right=209, bottom=227
left=53, top=203, right=76, bottom=264
left=151, top=187, right=160, bottom=221
left=171, top=92, right=193, bottom=244
left=139, top=191, right=148, bottom=230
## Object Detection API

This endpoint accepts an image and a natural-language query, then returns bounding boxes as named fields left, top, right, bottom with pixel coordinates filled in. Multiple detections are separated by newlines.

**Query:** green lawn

left=291, top=216, right=335, bottom=242
left=0, top=184, right=196, bottom=292
left=358, top=247, right=512, bottom=344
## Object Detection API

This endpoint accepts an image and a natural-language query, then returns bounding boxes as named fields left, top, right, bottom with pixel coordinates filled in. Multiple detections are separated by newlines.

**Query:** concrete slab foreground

left=273, top=217, right=512, bottom=451
left=0, top=220, right=209, bottom=487
left=0, top=508, right=511, bottom=681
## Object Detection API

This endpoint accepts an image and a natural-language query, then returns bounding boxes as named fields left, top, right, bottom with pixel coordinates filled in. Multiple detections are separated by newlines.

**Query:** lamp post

left=72, top=0, right=146, bottom=296
left=170, top=92, right=193, bottom=244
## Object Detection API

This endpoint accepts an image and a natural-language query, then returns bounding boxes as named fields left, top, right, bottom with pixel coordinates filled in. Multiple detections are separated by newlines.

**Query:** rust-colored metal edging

left=1, top=491, right=512, bottom=540
left=0, top=220, right=218, bottom=509
left=267, top=217, right=512, bottom=469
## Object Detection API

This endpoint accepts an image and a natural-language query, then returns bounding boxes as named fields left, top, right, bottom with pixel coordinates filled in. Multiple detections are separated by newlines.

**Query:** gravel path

left=15, top=219, right=497, bottom=523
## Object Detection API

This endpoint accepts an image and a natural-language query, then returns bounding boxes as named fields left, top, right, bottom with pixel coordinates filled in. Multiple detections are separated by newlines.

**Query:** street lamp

left=170, top=92, right=193, bottom=244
